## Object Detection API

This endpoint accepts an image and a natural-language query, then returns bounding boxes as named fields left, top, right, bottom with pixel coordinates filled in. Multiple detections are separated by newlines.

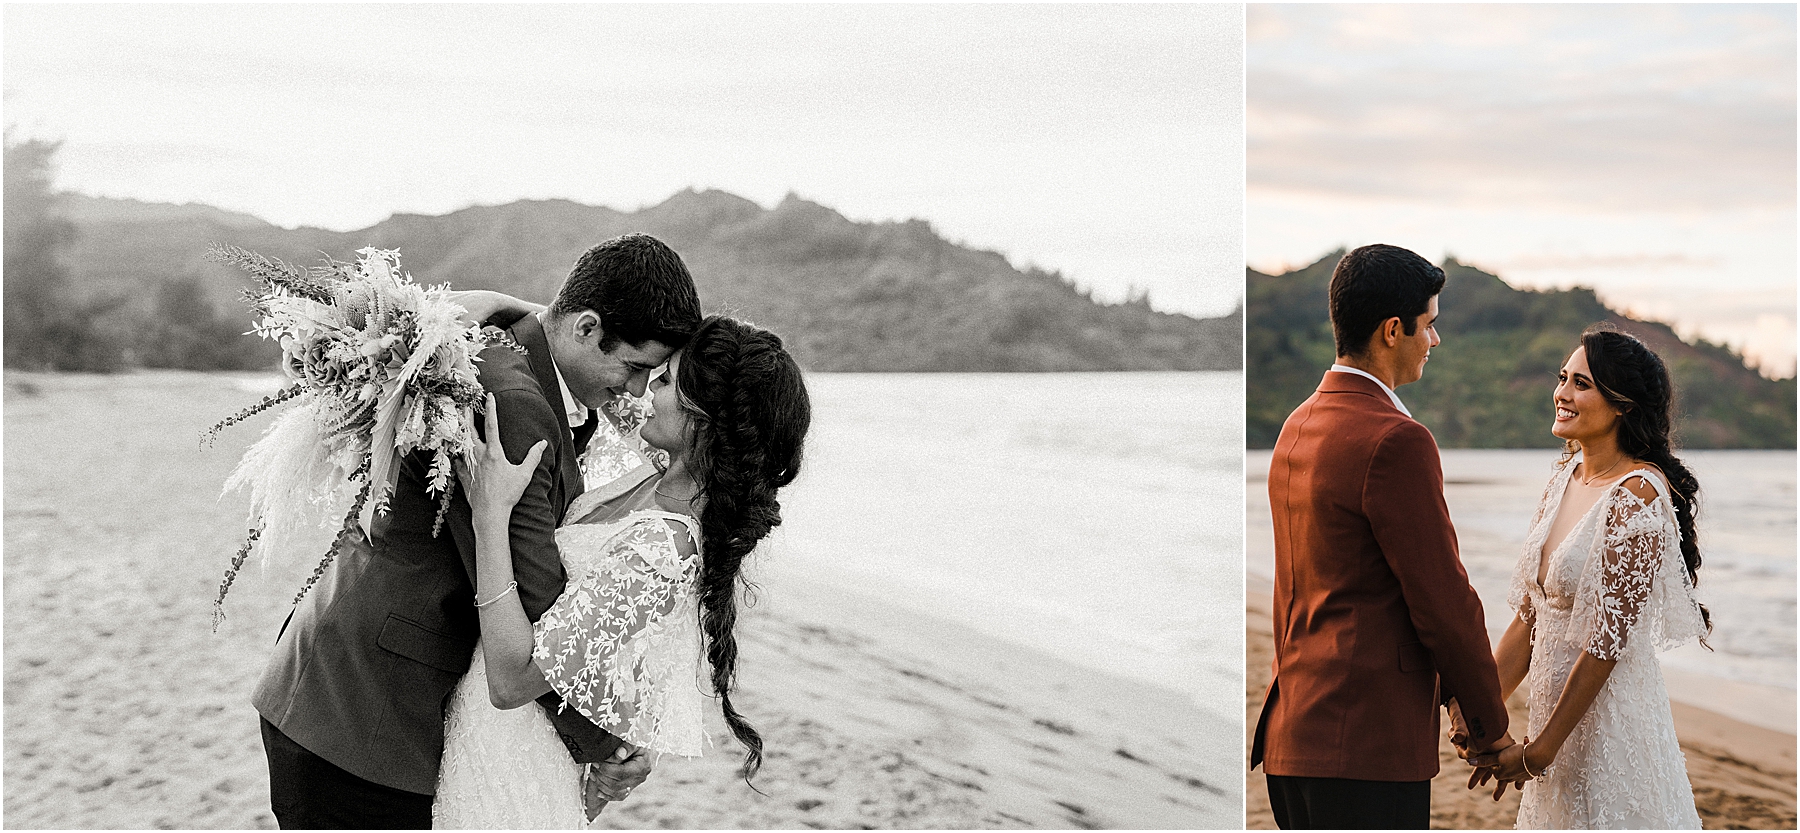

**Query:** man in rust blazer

left=1251, top=244, right=1512, bottom=828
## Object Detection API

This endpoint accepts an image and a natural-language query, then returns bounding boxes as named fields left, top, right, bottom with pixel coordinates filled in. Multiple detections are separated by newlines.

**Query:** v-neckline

left=1536, top=464, right=1614, bottom=592
left=1535, top=463, right=1665, bottom=593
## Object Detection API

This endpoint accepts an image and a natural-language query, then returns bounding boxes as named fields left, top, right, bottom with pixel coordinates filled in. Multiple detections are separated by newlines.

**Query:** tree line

left=5, top=138, right=274, bottom=372
left=1247, top=252, right=1796, bottom=449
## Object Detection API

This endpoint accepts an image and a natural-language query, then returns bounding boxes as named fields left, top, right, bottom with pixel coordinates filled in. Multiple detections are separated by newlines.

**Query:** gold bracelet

left=474, top=580, right=518, bottom=608
left=1520, top=737, right=1540, bottom=779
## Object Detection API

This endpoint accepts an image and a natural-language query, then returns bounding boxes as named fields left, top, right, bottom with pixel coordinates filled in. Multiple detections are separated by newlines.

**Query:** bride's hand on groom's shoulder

left=445, top=289, right=543, bottom=328
left=455, top=393, right=548, bottom=531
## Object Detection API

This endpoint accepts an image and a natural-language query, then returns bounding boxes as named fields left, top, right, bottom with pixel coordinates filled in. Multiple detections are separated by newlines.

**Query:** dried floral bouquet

left=203, top=245, right=514, bottom=627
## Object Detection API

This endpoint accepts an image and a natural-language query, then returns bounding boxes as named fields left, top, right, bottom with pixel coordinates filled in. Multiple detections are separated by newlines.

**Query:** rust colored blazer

left=1251, top=371, right=1507, bottom=782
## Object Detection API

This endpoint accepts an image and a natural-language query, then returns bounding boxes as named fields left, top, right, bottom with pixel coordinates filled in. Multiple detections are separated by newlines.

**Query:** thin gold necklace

left=1579, top=457, right=1627, bottom=487
left=655, top=482, right=699, bottom=502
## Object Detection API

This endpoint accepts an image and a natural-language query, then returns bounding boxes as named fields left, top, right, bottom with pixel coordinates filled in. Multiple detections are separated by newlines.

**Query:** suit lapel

left=508, top=315, right=584, bottom=516
left=571, top=413, right=599, bottom=455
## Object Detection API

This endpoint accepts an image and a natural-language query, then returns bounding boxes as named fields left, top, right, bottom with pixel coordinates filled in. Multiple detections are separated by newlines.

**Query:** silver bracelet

left=474, top=580, right=518, bottom=608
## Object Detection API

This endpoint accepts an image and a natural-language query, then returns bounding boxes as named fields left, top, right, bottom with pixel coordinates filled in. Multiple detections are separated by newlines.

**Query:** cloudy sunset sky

left=1249, top=4, right=1796, bottom=376
left=4, top=4, right=1244, bottom=319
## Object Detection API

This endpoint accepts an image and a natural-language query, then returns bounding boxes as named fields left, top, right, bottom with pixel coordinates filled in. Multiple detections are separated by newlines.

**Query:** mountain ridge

left=50, top=188, right=1241, bottom=373
left=1247, top=251, right=1793, bottom=449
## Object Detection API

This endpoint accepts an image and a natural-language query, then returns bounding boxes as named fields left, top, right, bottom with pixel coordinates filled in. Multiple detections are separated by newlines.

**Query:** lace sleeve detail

left=532, top=516, right=701, bottom=755
left=1569, top=473, right=1706, bottom=659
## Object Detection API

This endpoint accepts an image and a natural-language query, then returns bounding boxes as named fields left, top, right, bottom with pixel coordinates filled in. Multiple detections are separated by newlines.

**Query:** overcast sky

left=4, top=3, right=1245, bottom=318
left=1249, top=4, right=1796, bottom=376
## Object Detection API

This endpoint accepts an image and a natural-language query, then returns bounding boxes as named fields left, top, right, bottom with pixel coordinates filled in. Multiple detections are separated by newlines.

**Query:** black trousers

left=1265, top=773, right=1431, bottom=829
left=261, top=718, right=434, bottom=829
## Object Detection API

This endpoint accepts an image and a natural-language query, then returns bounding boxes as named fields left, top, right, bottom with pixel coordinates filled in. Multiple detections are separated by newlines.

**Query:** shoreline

left=1245, top=575, right=1796, bottom=829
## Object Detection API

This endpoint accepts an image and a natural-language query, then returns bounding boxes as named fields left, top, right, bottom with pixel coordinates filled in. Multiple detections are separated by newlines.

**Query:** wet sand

left=3, top=371, right=1236, bottom=829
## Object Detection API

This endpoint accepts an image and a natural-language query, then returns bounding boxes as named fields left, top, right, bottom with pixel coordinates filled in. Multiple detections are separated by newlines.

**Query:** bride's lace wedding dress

left=432, top=505, right=707, bottom=829
left=1507, top=463, right=1707, bottom=829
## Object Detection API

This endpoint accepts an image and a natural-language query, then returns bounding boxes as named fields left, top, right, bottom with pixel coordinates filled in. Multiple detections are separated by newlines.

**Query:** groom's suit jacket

left=1251, top=371, right=1507, bottom=782
left=253, top=313, right=624, bottom=795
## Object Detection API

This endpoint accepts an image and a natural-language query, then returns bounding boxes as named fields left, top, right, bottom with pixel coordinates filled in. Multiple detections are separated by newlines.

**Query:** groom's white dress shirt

left=1329, top=363, right=1411, bottom=418
left=551, top=363, right=588, bottom=430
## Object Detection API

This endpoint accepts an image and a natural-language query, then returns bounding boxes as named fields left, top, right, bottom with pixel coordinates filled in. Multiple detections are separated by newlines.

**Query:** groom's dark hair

left=550, top=233, right=703, bottom=351
left=1328, top=244, right=1445, bottom=358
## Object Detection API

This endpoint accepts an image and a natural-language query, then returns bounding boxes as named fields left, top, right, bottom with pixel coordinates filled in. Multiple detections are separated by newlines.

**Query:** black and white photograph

left=1243, top=4, right=1795, bottom=829
left=4, top=4, right=1245, bottom=829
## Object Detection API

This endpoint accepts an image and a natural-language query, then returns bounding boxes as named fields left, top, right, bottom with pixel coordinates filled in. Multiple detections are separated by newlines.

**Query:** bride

left=1468, top=324, right=1708, bottom=828
left=432, top=314, right=811, bottom=827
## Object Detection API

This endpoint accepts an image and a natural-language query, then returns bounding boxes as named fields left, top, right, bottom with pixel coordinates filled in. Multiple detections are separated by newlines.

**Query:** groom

left=253, top=234, right=704, bottom=828
left=1251, top=244, right=1512, bottom=829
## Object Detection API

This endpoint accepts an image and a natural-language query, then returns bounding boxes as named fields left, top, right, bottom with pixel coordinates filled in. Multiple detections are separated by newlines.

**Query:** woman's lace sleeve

left=1569, top=475, right=1705, bottom=659
left=532, top=517, right=699, bottom=752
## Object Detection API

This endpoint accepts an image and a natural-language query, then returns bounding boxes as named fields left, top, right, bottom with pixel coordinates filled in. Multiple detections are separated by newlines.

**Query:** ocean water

left=1247, top=448, right=1796, bottom=696
left=766, top=372, right=1245, bottom=721
left=230, top=370, right=1247, bottom=718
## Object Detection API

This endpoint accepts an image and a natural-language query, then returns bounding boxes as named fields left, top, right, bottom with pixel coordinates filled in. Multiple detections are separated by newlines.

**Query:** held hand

left=581, top=745, right=627, bottom=821
left=452, top=393, right=547, bottom=525
left=585, top=741, right=652, bottom=816
left=1467, top=737, right=1540, bottom=801
left=1467, top=764, right=1531, bottom=801
left=1446, top=698, right=1472, bottom=758
left=1474, top=730, right=1516, bottom=758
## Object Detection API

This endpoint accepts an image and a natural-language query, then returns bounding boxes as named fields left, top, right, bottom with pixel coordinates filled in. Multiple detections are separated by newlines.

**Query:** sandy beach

left=3, top=370, right=1236, bottom=829
left=1245, top=576, right=1797, bottom=829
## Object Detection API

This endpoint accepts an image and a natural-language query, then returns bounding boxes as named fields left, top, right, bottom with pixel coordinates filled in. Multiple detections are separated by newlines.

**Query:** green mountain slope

left=1248, top=252, right=1794, bottom=449
left=52, top=190, right=1241, bottom=372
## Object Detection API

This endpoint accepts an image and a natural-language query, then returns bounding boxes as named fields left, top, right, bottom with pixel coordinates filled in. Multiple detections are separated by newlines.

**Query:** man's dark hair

left=549, top=233, right=703, bottom=351
left=1328, top=244, right=1445, bottom=358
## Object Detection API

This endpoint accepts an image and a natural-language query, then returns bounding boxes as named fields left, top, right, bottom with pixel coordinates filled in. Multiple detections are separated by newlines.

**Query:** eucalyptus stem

left=202, top=384, right=302, bottom=448
left=212, top=522, right=264, bottom=632
left=293, top=476, right=374, bottom=607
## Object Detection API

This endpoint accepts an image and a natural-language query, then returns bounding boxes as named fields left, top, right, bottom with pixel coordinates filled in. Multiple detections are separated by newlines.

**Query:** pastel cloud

left=1249, top=4, right=1796, bottom=212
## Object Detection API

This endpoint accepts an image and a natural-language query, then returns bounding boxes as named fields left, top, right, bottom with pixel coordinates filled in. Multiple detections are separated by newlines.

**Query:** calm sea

left=1247, top=448, right=1796, bottom=726
left=767, top=372, right=1245, bottom=721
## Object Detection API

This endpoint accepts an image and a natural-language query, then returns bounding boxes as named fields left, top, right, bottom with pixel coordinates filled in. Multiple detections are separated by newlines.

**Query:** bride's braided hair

left=674, top=316, right=810, bottom=781
left=1570, top=323, right=1710, bottom=634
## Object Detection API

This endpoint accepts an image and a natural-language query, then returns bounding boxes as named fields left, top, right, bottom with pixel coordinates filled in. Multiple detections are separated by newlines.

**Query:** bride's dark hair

left=1566, top=323, right=1709, bottom=634
left=673, top=315, right=810, bottom=780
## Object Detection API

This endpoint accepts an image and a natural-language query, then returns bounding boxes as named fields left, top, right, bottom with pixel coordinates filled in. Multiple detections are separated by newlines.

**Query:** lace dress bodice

left=1504, top=463, right=1707, bottom=829
left=433, top=508, right=706, bottom=828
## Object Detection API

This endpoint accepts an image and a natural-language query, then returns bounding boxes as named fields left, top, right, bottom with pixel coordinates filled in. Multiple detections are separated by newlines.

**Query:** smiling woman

left=1471, top=324, right=1712, bottom=828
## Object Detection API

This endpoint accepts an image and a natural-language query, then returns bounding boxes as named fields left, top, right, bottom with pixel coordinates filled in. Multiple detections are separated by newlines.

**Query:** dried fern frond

left=207, top=243, right=336, bottom=303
